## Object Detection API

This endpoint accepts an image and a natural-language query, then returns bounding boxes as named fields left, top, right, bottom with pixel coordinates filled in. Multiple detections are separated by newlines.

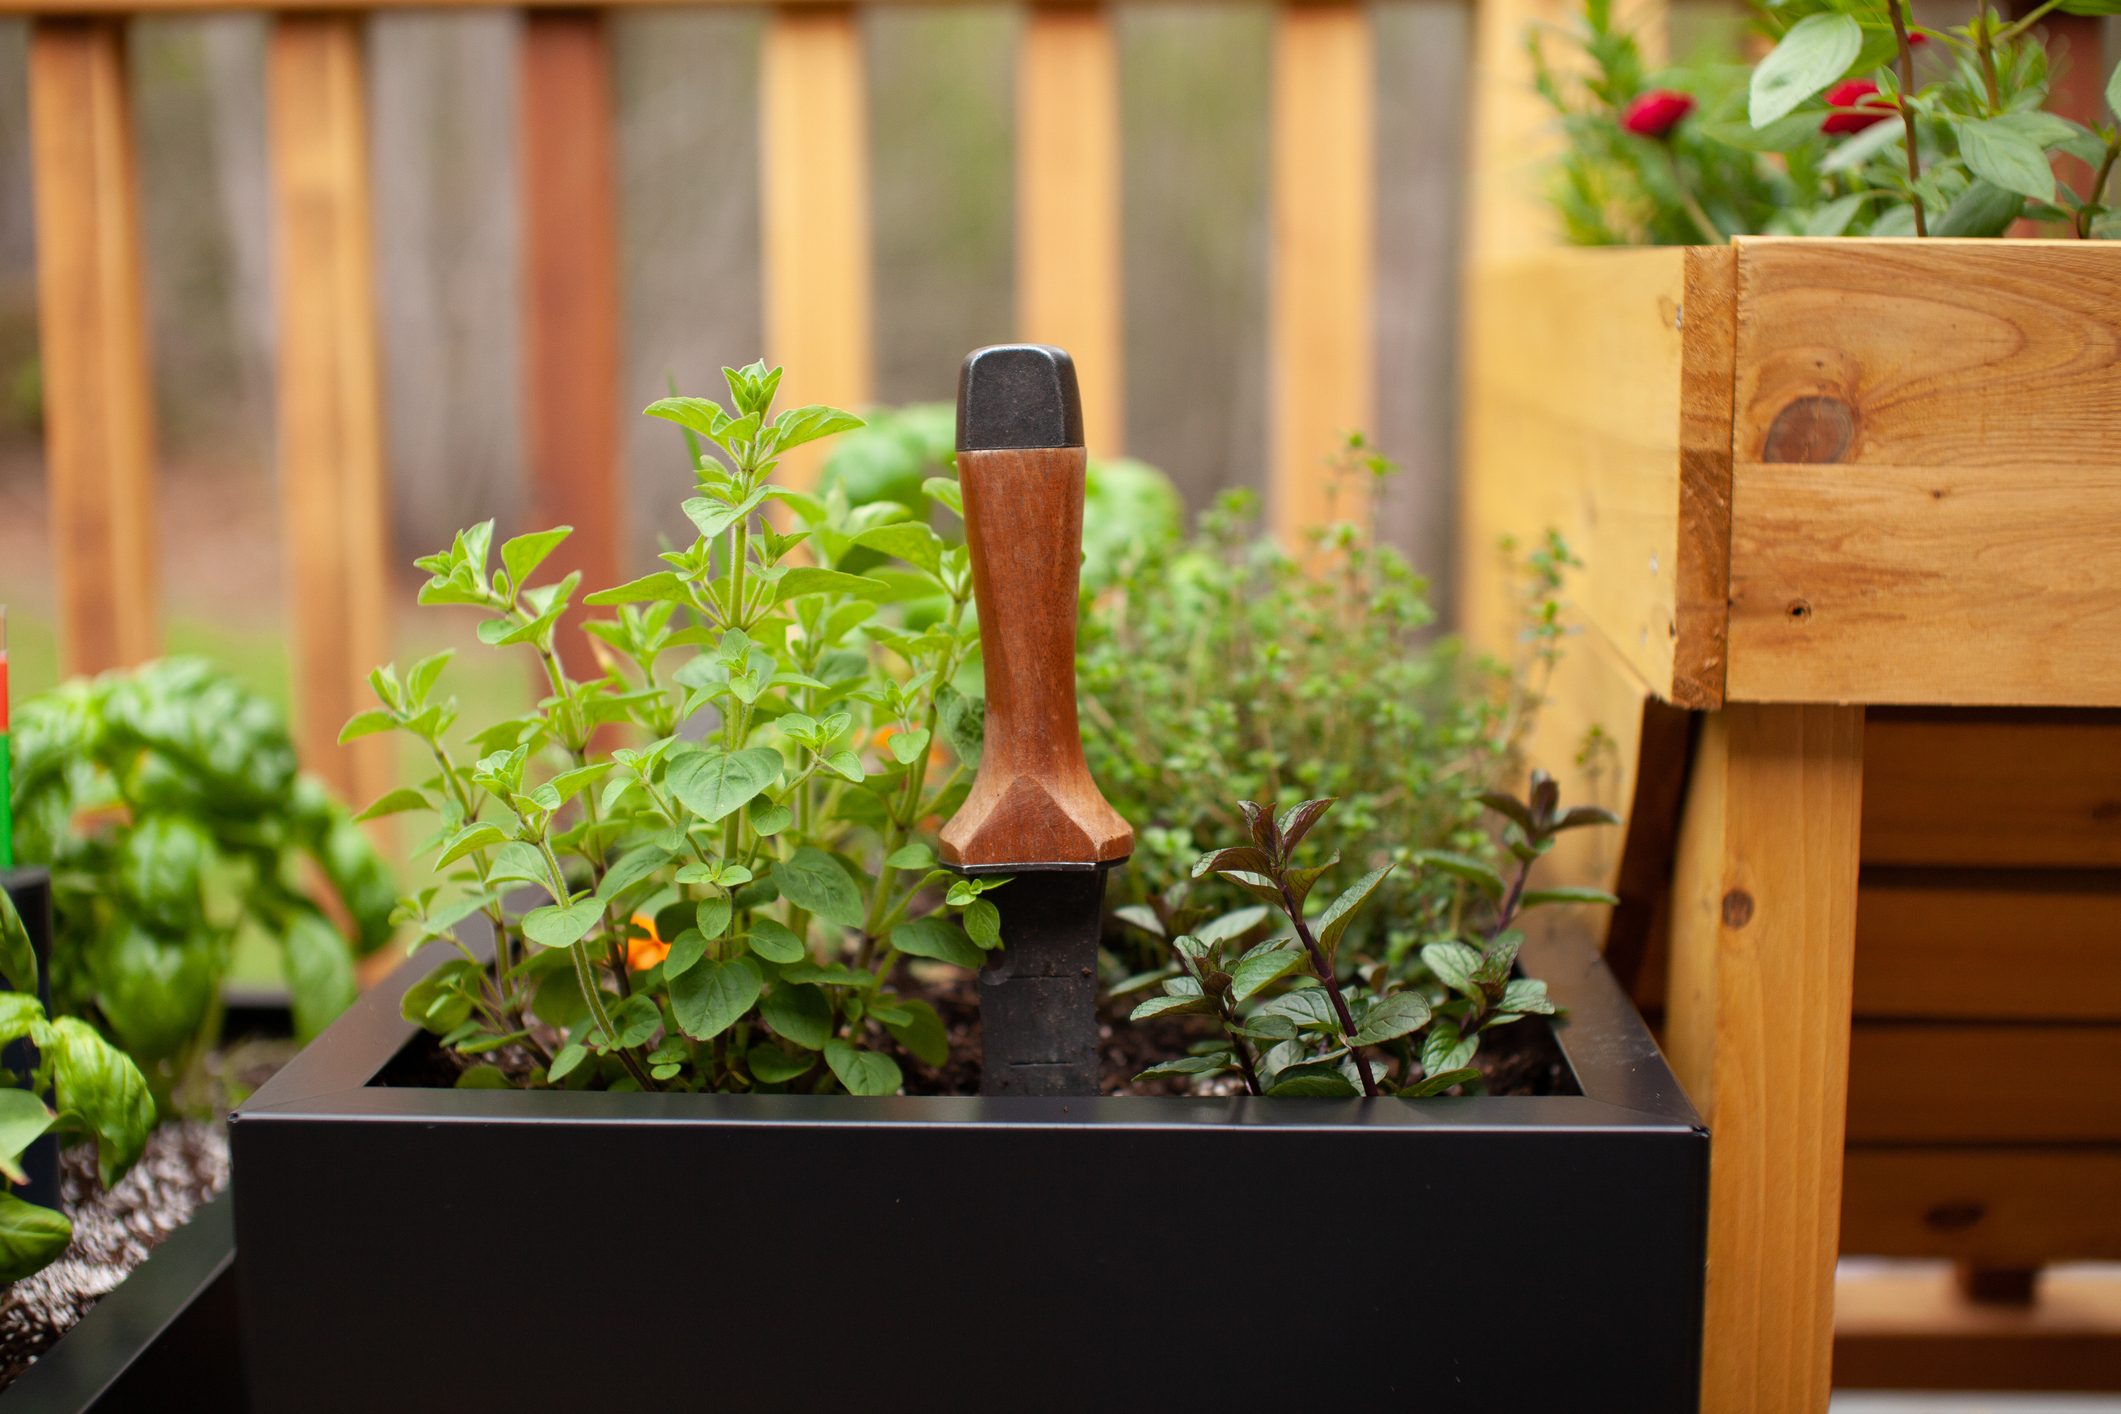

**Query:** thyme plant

left=349, top=363, right=1001, bottom=1094
left=1079, top=436, right=1573, bottom=969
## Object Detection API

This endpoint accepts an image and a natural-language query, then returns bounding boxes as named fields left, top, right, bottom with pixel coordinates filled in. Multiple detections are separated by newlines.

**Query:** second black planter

left=231, top=925, right=1706, bottom=1412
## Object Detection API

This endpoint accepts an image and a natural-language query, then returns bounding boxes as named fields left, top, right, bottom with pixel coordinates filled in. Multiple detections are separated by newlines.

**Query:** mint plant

left=1124, top=778, right=1616, bottom=1098
left=348, top=362, right=1001, bottom=1095
left=9, top=658, right=395, bottom=1110
left=1539, top=0, right=2121, bottom=242
left=0, top=890, right=155, bottom=1279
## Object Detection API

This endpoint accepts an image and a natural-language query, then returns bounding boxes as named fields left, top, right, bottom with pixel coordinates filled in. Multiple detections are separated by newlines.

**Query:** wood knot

left=1787, top=599, right=1813, bottom=624
left=1923, top=1201, right=1986, bottom=1233
left=1761, top=395, right=1856, bottom=464
left=1720, top=890, right=1755, bottom=928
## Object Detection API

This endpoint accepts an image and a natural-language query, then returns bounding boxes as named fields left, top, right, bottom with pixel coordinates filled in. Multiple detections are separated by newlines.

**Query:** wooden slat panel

left=1671, top=244, right=1734, bottom=707
left=1016, top=2, right=1120, bottom=455
left=1664, top=703, right=1864, bottom=1414
left=1267, top=0, right=1370, bottom=545
left=1835, top=1267, right=2121, bottom=1392
left=1463, top=0, right=1567, bottom=262
left=268, top=13, right=392, bottom=808
left=1856, top=869, right=2121, bottom=1020
left=1725, top=238, right=2121, bottom=707
left=1862, top=712, right=2121, bottom=869
left=28, top=18, right=158, bottom=676
left=761, top=3, right=870, bottom=488
left=1842, top=1147, right=2121, bottom=1263
left=520, top=9, right=622, bottom=674
left=1847, top=1023, right=2121, bottom=1143
left=1457, top=247, right=1732, bottom=708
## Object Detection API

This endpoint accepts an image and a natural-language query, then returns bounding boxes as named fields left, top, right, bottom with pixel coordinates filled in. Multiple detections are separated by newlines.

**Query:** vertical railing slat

left=268, top=12, right=392, bottom=809
left=520, top=9, right=623, bottom=673
left=1016, top=1, right=1122, bottom=454
left=1268, top=0, right=1372, bottom=545
left=28, top=18, right=159, bottom=677
left=1465, top=0, right=1570, bottom=261
left=761, top=3, right=871, bottom=486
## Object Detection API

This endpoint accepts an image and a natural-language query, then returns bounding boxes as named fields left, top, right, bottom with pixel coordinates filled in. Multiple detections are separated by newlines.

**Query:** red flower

left=1821, top=79, right=1896, bottom=135
left=1622, top=89, right=1695, bottom=139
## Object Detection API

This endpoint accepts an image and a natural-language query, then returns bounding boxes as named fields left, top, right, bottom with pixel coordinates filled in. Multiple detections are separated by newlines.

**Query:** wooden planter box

left=229, top=925, right=1707, bottom=1411
left=1458, top=236, right=2121, bottom=1402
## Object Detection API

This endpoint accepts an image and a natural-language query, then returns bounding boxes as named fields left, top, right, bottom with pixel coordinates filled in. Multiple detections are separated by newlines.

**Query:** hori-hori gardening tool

left=939, top=344, right=1131, bottom=1098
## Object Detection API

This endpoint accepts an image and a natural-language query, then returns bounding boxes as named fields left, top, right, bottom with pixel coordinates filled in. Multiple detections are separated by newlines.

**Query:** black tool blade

left=975, top=868, right=1111, bottom=1097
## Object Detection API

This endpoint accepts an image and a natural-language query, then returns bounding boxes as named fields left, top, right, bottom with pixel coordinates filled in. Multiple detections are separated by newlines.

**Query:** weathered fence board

left=521, top=7, right=623, bottom=669
left=760, top=2, right=870, bottom=487
left=267, top=12, right=392, bottom=807
left=1267, top=0, right=1369, bottom=544
left=1017, top=1, right=1121, bottom=453
left=28, top=17, right=158, bottom=676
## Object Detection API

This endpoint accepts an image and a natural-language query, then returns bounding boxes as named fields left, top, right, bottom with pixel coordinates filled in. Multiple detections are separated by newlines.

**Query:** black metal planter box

left=1, top=867, right=262, bottom=1413
left=0, top=1191, right=242, bottom=1413
left=230, top=927, right=1706, bottom=1413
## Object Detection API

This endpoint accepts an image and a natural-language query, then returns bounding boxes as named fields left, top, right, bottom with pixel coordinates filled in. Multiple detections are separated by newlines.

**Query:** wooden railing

left=15, top=0, right=1403, bottom=807
left=16, top=0, right=2101, bottom=815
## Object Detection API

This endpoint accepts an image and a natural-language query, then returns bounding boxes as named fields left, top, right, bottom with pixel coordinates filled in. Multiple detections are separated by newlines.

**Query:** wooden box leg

left=1665, top=703, right=1865, bottom=1412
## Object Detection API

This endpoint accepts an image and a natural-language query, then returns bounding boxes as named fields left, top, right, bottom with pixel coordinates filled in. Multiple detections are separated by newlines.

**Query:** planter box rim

left=236, top=922, right=1701, bottom=1134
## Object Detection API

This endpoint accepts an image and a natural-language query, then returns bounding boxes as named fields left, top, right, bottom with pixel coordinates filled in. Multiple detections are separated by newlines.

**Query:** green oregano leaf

left=824, top=1039, right=902, bottom=1096
left=670, top=957, right=764, bottom=1041
left=772, top=848, right=866, bottom=930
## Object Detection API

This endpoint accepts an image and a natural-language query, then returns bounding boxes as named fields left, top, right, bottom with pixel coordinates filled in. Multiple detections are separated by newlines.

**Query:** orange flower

left=626, top=911, right=669, bottom=971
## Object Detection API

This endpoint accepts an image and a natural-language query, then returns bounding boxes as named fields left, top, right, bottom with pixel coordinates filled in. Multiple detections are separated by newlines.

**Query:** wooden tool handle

left=939, top=349, right=1130, bottom=871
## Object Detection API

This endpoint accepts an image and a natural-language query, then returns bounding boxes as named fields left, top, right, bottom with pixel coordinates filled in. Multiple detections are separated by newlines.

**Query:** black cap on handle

left=956, top=344, right=1085, bottom=452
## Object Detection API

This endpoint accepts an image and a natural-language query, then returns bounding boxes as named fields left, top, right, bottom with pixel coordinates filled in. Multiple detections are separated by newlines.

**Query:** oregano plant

left=346, top=361, right=1001, bottom=1095
left=1123, top=775, right=1617, bottom=1098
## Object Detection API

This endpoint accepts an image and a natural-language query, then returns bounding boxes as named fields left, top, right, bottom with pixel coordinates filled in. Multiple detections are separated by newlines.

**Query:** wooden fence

left=13, top=0, right=1421, bottom=809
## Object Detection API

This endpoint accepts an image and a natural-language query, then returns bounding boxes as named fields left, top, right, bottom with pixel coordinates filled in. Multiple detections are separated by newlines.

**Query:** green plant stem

left=424, top=739, right=518, bottom=1003
left=567, top=938, right=655, bottom=1091
left=2079, top=138, right=2119, bottom=238
left=858, top=593, right=969, bottom=965
left=1888, top=0, right=1928, bottom=236
left=1995, top=0, right=2063, bottom=43
left=1974, top=10, right=2001, bottom=112
left=1222, top=1013, right=1264, bottom=1096
left=1170, top=947, right=1262, bottom=1095
left=1659, top=143, right=1725, bottom=244
left=728, top=512, right=752, bottom=634
left=539, top=838, right=657, bottom=1091
left=577, top=782, right=631, bottom=998
left=642, top=779, right=714, bottom=867
left=1276, top=882, right=1378, bottom=1097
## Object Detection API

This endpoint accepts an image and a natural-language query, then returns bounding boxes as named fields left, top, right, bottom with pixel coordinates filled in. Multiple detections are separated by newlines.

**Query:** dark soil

left=0, top=1122, right=229, bottom=1388
left=893, top=964, right=1569, bottom=1098
left=384, top=960, right=1573, bottom=1099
